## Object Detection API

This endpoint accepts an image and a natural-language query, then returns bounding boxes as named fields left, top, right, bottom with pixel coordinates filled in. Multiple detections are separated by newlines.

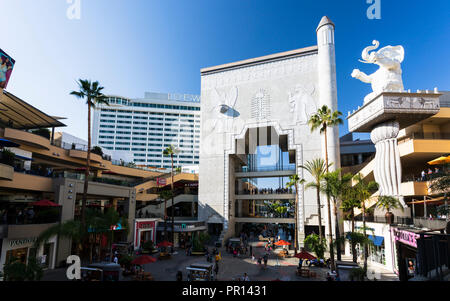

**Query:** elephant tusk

left=358, top=59, right=373, bottom=64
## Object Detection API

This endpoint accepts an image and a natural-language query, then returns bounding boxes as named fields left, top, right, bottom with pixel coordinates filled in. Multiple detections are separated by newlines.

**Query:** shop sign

left=9, top=238, right=37, bottom=248
left=392, top=229, right=419, bottom=248
left=138, top=221, right=155, bottom=229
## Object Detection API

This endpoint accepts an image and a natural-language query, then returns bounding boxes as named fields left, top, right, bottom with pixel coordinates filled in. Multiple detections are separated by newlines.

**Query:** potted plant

left=375, top=196, right=403, bottom=224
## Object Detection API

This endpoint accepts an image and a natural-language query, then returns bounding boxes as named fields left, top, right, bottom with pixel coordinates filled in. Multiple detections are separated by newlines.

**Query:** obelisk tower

left=316, top=16, right=340, bottom=170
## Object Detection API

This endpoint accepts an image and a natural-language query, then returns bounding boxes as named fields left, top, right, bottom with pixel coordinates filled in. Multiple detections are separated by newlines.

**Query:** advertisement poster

left=0, top=48, right=15, bottom=89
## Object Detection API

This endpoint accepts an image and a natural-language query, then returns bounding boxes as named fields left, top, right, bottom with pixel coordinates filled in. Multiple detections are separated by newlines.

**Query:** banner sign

left=392, top=228, right=420, bottom=248
left=0, top=49, right=15, bottom=89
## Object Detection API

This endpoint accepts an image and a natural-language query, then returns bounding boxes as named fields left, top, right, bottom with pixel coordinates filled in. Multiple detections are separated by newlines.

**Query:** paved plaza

left=42, top=242, right=399, bottom=281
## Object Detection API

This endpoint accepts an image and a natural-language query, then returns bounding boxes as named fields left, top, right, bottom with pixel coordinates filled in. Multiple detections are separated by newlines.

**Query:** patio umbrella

left=293, top=250, right=316, bottom=260
left=0, top=138, right=20, bottom=148
left=428, top=155, right=450, bottom=165
left=131, top=255, right=157, bottom=265
left=274, top=240, right=291, bottom=246
left=157, top=241, right=173, bottom=248
left=30, top=199, right=60, bottom=207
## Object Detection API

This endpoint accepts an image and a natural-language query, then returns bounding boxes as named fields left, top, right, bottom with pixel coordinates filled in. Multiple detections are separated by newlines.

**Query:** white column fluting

left=370, top=120, right=402, bottom=198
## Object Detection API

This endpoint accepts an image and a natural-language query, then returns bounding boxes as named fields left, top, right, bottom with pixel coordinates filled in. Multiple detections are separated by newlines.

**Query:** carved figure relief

left=251, top=88, right=271, bottom=120
left=288, top=84, right=317, bottom=125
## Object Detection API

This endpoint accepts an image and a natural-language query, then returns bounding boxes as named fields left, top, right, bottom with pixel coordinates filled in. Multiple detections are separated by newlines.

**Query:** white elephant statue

left=352, top=40, right=405, bottom=104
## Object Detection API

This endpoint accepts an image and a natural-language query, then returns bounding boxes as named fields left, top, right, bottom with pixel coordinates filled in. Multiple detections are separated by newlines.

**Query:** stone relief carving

left=251, top=88, right=271, bottom=120
left=201, top=54, right=316, bottom=91
left=207, top=86, right=239, bottom=133
left=288, top=84, right=317, bottom=125
left=351, top=40, right=405, bottom=104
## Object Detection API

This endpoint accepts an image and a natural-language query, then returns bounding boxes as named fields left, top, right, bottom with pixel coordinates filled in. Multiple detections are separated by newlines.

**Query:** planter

left=385, top=212, right=394, bottom=225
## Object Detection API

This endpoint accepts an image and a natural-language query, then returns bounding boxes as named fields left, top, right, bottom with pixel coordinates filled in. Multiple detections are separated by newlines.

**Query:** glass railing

left=236, top=187, right=295, bottom=195
left=237, top=165, right=296, bottom=173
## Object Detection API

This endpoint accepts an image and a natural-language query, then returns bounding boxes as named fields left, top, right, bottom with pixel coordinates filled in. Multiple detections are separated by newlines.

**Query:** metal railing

left=398, top=132, right=450, bottom=144
left=351, top=215, right=414, bottom=225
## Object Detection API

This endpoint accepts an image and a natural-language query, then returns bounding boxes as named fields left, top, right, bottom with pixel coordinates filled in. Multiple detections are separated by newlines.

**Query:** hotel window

left=116, top=142, right=131, bottom=145
left=115, top=147, right=130, bottom=151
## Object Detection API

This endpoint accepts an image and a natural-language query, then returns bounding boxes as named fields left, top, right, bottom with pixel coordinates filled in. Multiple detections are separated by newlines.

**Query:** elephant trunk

left=360, top=40, right=380, bottom=63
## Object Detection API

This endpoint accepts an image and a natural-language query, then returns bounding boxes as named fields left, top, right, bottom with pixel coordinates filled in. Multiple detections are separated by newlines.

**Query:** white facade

left=92, top=92, right=201, bottom=169
left=198, top=16, right=340, bottom=245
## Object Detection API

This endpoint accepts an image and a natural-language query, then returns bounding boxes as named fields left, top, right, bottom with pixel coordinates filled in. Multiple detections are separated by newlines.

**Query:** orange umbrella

left=274, top=240, right=291, bottom=246
left=157, top=241, right=173, bottom=248
left=428, top=155, right=450, bottom=165
left=131, top=255, right=157, bottom=265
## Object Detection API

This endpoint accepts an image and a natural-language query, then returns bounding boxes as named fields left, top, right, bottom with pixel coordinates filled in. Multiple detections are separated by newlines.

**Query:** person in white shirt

left=242, top=273, right=250, bottom=281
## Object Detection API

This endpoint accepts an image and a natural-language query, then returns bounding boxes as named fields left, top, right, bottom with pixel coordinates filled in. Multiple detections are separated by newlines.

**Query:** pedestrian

left=176, top=270, right=183, bottom=281
left=421, top=170, right=426, bottom=181
left=263, top=254, right=268, bottom=268
left=257, top=257, right=262, bottom=265
left=243, top=273, right=250, bottom=281
left=249, top=245, right=253, bottom=256
left=214, top=263, right=219, bottom=277
left=113, top=255, right=118, bottom=264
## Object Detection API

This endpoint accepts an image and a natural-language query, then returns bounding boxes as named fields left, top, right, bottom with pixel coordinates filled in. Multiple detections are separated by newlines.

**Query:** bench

left=190, top=251, right=206, bottom=256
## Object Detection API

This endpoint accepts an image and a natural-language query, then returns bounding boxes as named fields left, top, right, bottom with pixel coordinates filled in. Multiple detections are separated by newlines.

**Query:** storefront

left=391, top=227, right=421, bottom=281
left=343, top=221, right=395, bottom=272
left=133, top=218, right=159, bottom=249
left=0, top=235, right=57, bottom=273
left=156, top=221, right=206, bottom=248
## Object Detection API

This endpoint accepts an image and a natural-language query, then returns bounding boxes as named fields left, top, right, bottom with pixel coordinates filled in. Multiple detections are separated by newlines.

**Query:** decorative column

left=370, top=120, right=402, bottom=196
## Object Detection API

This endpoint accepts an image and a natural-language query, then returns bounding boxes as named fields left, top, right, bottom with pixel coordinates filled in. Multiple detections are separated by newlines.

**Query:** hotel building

left=92, top=92, right=201, bottom=170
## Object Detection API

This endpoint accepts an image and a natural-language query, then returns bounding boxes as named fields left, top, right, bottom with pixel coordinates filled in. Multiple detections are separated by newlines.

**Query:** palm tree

left=286, top=174, right=305, bottom=254
left=304, top=233, right=327, bottom=260
left=322, top=170, right=352, bottom=261
left=163, top=145, right=180, bottom=246
left=70, top=79, right=109, bottom=227
left=159, top=189, right=173, bottom=242
left=300, top=158, right=329, bottom=239
left=340, top=191, right=362, bottom=263
left=375, top=196, right=403, bottom=224
left=352, top=173, right=379, bottom=270
left=35, top=208, right=125, bottom=263
left=308, top=104, right=343, bottom=271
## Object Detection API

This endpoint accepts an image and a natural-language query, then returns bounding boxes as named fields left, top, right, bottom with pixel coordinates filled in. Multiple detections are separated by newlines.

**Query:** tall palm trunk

left=362, top=200, right=368, bottom=270
left=351, top=208, right=357, bottom=263
left=81, top=101, right=91, bottom=227
left=316, top=187, right=323, bottom=238
left=171, top=154, right=175, bottom=247
left=164, top=198, right=168, bottom=241
left=323, top=126, right=335, bottom=271
left=294, top=183, right=298, bottom=254
left=333, top=197, right=342, bottom=261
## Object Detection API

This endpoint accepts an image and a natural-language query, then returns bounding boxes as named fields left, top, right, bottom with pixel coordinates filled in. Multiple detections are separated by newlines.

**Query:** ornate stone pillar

left=370, top=120, right=402, bottom=197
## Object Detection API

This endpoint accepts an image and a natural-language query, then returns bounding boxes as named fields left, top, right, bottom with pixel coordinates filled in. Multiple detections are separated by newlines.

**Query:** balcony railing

left=237, top=165, right=296, bottom=173
left=398, top=132, right=450, bottom=144
left=0, top=208, right=61, bottom=225
left=350, top=215, right=414, bottom=225
left=237, top=187, right=295, bottom=195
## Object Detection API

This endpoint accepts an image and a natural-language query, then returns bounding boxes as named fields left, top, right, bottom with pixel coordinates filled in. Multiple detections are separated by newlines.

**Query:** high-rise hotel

left=92, top=92, right=201, bottom=169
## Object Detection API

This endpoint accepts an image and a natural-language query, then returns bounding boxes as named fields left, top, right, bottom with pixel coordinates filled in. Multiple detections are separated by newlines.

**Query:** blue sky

left=1, top=0, right=449, bottom=140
